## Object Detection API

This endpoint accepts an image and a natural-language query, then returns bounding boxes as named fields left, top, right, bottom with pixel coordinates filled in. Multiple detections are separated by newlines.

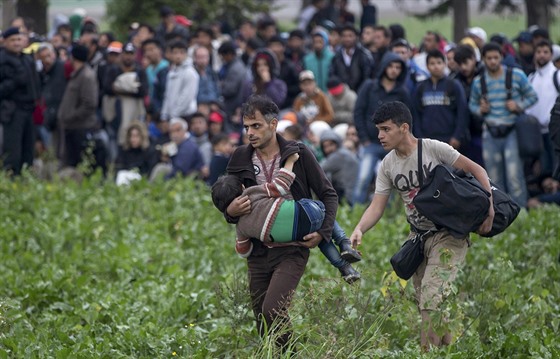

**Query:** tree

left=395, top=0, right=558, bottom=44
left=105, top=0, right=270, bottom=41
left=16, top=0, right=48, bottom=35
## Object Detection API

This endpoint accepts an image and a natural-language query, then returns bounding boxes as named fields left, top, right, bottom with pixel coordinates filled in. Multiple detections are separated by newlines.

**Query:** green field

left=0, top=173, right=559, bottom=358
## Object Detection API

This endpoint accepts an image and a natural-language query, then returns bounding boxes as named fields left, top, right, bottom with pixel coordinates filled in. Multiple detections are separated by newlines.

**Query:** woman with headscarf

left=242, top=49, right=287, bottom=107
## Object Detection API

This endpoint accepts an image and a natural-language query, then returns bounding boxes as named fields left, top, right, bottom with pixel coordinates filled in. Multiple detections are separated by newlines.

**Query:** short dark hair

left=284, top=124, right=304, bottom=141
left=211, top=175, right=243, bottom=213
left=267, top=35, right=285, bottom=47
left=241, top=95, right=279, bottom=123
left=210, top=133, right=230, bottom=147
left=195, top=25, right=214, bottom=39
left=141, top=38, right=163, bottom=50
left=426, top=49, right=445, bottom=65
left=372, top=101, right=412, bottom=127
left=339, top=23, right=358, bottom=36
left=481, top=42, right=502, bottom=57
left=168, top=39, right=188, bottom=51
left=218, top=41, right=236, bottom=55
left=289, top=29, right=305, bottom=40
left=373, top=25, right=391, bottom=39
left=453, top=45, right=476, bottom=64
left=534, top=39, right=553, bottom=53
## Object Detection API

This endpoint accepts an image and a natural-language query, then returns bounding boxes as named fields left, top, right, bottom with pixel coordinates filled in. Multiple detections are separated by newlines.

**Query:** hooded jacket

left=242, top=49, right=287, bottom=107
left=303, top=30, right=334, bottom=92
left=320, top=129, right=359, bottom=204
left=161, top=58, right=199, bottom=120
left=353, top=52, right=410, bottom=143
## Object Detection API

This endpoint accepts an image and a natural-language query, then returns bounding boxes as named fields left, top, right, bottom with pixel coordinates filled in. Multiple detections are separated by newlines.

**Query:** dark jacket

left=226, top=134, right=338, bottom=252
left=219, top=57, right=247, bottom=116
left=329, top=44, right=374, bottom=92
left=550, top=95, right=560, bottom=180
left=166, top=136, right=204, bottom=179
left=41, top=60, right=67, bottom=130
left=354, top=52, right=410, bottom=143
left=116, top=146, right=158, bottom=176
left=278, top=58, right=301, bottom=109
left=0, top=49, right=40, bottom=110
left=57, top=65, right=99, bottom=130
left=454, top=63, right=485, bottom=137
left=412, top=77, right=468, bottom=143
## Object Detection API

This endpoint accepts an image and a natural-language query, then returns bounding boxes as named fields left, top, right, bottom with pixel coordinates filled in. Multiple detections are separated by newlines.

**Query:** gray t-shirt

left=375, top=138, right=461, bottom=230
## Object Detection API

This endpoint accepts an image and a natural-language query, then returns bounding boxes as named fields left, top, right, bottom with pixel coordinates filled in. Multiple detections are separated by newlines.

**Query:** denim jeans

left=352, top=142, right=387, bottom=204
left=297, top=199, right=348, bottom=269
left=482, top=127, right=527, bottom=207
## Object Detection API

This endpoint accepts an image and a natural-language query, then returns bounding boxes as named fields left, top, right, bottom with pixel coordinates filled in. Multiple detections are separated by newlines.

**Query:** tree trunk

left=452, top=0, right=469, bottom=43
left=525, top=0, right=549, bottom=30
left=16, top=0, right=48, bottom=36
left=2, top=0, right=17, bottom=30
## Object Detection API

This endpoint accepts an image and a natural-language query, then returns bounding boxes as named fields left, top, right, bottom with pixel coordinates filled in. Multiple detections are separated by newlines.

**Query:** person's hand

left=200, top=166, right=210, bottom=179
left=449, top=138, right=461, bottom=149
left=506, top=99, right=519, bottom=113
left=350, top=229, right=363, bottom=248
left=477, top=205, right=494, bottom=235
left=480, top=98, right=490, bottom=114
left=286, top=153, right=299, bottom=165
left=300, top=232, right=322, bottom=248
left=226, top=195, right=251, bottom=217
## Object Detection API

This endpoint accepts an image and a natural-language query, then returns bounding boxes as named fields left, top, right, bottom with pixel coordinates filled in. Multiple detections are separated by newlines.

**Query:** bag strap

left=554, top=69, right=560, bottom=93
left=418, top=138, right=423, bottom=187
left=505, top=66, right=513, bottom=100
left=480, top=70, right=487, bottom=99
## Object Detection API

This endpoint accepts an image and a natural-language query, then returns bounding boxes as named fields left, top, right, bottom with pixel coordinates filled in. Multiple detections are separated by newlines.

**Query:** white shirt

left=342, top=47, right=355, bottom=67
left=526, top=61, right=560, bottom=133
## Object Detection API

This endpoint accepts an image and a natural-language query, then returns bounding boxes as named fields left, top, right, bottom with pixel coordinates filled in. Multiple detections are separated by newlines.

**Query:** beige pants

left=412, top=230, right=468, bottom=311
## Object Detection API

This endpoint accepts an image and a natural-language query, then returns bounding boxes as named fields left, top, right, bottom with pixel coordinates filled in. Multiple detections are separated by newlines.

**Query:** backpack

left=480, top=66, right=543, bottom=159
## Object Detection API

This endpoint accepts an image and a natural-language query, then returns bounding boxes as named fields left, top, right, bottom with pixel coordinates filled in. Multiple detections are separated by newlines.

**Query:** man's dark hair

left=141, top=38, right=163, bottom=50
left=258, top=18, right=276, bottom=31
left=289, top=29, right=305, bottom=40
left=138, top=23, right=155, bottom=34
left=339, top=23, right=358, bottom=36
left=210, top=132, right=230, bottom=147
left=373, top=25, right=391, bottom=39
left=389, top=24, right=405, bottom=41
left=211, top=175, right=243, bottom=213
left=390, top=38, right=410, bottom=51
left=168, top=39, right=188, bottom=51
left=246, top=37, right=265, bottom=51
left=426, top=49, right=445, bottom=65
left=453, top=45, right=476, bottom=64
left=218, top=41, right=236, bottom=55
left=534, top=39, right=553, bottom=53
left=241, top=95, right=279, bottom=123
left=267, top=35, right=285, bottom=47
left=195, top=25, right=215, bottom=39
left=57, top=23, right=71, bottom=33
left=426, top=31, right=441, bottom=43
left=372, top=101, right=412, bottom=127
left=481, top=42, right=502, bottom=57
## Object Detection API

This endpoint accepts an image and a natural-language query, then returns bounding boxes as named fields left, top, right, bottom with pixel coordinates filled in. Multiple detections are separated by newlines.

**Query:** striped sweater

left=236, top=168, right=296, bottom=245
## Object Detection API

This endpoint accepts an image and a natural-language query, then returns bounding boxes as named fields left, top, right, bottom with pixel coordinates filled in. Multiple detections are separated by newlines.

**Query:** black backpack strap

left=418, top=138, right=423, bottom=187
left=554, top=69, right=560, bottom=93
left=479, top=70, right=487, bottom=100
left=505, top=66, right=513, bottom=100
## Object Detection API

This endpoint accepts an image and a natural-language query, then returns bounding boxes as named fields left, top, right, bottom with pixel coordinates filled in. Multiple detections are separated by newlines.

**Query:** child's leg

left=319, top=239, right=361, bottom=284
left=332, top=220, right=362, bottom=263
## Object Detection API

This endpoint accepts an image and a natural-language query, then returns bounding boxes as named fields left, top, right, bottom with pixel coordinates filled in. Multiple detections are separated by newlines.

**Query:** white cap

left=552, top=44, right=560, bottom=62
left=308, top=121, right=331, bottom=139
left=333, top=123, right=349, bottom=140
left=276, top=120, right=293, bottom=133
left=467, top=27, right=487, bottom=43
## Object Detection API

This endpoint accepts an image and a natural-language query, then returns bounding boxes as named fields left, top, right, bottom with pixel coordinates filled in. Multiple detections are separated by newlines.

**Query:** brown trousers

left=247, top=245, right=309, bottom=348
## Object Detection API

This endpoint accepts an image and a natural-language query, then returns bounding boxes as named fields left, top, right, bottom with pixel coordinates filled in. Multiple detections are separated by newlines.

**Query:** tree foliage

left=105, top=0, right=271, bottom=40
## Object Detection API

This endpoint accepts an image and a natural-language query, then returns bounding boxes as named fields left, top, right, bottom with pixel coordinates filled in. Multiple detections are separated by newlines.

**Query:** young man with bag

left=350, top=101, right=494, bottom=351
left=468, top=42, right=538, bottom=208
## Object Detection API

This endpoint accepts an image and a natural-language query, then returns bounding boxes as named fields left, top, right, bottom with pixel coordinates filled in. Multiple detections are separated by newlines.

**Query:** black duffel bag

left=479, top=182, right=521, bottom=237
left=390, top=232, right=425, bottom=280
left=412, top=139, right=491, bottom=238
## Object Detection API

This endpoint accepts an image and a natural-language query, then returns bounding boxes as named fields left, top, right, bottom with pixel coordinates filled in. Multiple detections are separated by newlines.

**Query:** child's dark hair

left=210, top=132, right=230, bottom=147
left=372, top=101, right=412, bottom=127
left=426, top=49, right=445, bottom=65
left=211, top=175, right=243, bottom=213
left=481, top=42, right=502, bottom=57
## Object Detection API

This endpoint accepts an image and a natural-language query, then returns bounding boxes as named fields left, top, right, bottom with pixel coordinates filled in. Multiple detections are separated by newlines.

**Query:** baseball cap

left=123, top=42, right=135, bottom=53
left=514, top=31, right=532, bottom=43
left=107, top=41, right=123, bottom=54
left=467, top=27, right=487, bottom=42
left=299, top=70, right=315, bottom=82
left=327, top=77, right=344, bottom=96
left=208, top=111, right=224, bottom=124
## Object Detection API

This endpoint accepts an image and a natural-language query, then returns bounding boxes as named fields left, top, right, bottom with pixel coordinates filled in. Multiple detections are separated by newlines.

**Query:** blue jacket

left=303, top=47, right=334, bottom=92
left=353, top=52, right=410, bottom=143
left=166, top=136, right=204, bottom=179
left=412, top=77, right=468, bottom=143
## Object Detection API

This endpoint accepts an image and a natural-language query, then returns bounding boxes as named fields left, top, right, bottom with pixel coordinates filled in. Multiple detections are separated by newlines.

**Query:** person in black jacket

left=0, top=27, right=40, bottom=175
left=550, top=95, right=560, bottom=180
left=329, top=23, right=373, bottom=92
left=352, top=51, right=410, bottom=204
left=116, top=120, right=157, bottom=176
left=37, top=42, right=67, bottom=160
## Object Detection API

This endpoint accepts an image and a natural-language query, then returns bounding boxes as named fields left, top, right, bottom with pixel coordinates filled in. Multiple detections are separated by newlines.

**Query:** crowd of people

left=2, top=0, right=560, bottom=353
left=1, top=2, right=559, bottom=206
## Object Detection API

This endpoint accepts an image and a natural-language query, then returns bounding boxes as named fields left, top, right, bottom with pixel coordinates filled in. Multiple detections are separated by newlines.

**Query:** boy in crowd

left=212, top=153, right=362, bottom=283
left=413, top=49, right=468, bottom=149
